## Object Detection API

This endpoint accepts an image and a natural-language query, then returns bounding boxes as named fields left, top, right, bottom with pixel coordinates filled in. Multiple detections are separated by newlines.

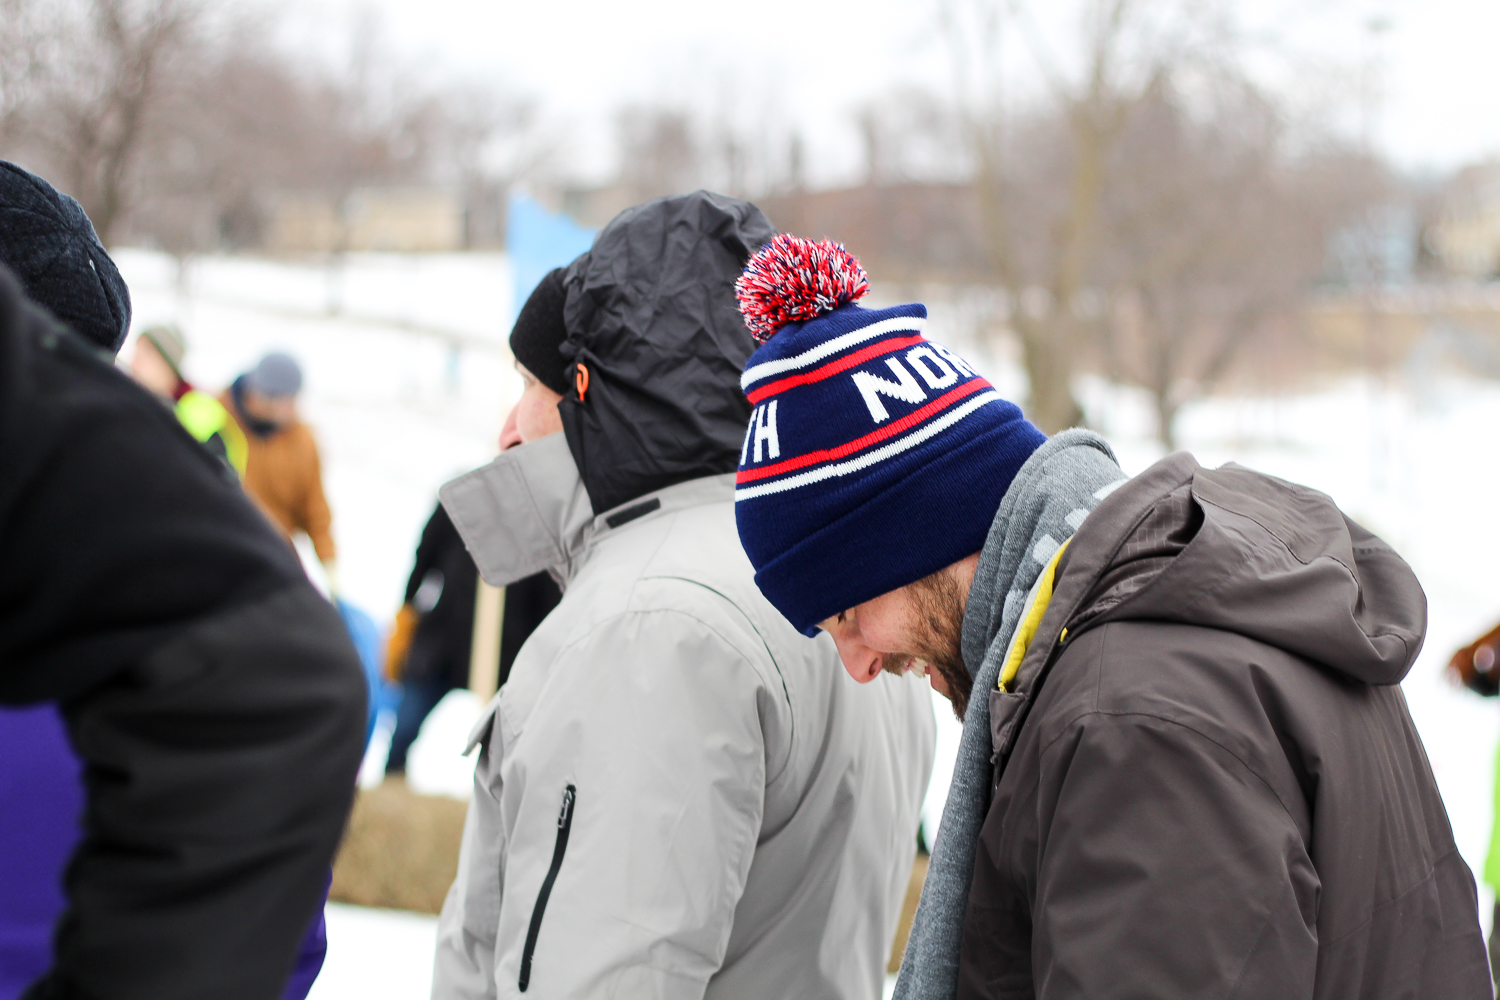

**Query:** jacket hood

left=1081, top=456, right=1425, bottom=686
left=557, top=190, right=775, bottom=514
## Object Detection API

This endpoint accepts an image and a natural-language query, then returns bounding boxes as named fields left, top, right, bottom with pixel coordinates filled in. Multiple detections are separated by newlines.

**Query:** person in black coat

left=0, top=162, right=366, bottom=1000
left=383, top=503, right=560, bottom=774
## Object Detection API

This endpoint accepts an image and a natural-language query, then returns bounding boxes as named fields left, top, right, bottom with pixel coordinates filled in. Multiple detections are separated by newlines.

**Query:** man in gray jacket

left=729, top=234, right=1490, bottom=998
left=432, top=193, right=935, bottom=999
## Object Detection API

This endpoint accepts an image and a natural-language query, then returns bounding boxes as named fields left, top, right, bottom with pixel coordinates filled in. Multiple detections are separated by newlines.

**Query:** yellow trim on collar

left=997, top=538, right=1071, bottom=693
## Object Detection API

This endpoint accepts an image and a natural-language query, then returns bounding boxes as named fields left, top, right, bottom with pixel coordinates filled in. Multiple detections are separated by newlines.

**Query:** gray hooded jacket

left=433, top=435, right=936, bottom=999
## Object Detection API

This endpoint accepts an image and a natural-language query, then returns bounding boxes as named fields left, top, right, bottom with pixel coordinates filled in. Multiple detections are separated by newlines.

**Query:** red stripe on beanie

left=737, top=378, right=991, bottom=484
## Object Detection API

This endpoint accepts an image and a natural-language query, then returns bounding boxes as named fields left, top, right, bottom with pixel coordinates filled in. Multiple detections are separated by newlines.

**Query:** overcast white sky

left=283, top=0, right=1500, bottom=185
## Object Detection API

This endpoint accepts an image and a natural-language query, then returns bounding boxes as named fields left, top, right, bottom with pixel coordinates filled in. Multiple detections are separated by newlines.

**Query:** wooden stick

left=469, top=581, right=505, bottom=701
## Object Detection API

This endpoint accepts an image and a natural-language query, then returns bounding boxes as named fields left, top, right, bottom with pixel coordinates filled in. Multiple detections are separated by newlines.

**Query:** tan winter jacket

left=221, top=389, right=335, bottom=563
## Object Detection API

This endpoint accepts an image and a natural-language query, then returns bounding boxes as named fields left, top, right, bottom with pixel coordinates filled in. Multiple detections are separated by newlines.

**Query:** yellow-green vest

left=175, top=390, right=248, bottom=477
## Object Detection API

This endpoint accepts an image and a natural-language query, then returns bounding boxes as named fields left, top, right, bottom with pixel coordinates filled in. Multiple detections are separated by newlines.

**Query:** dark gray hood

left=557, top=190, right=774, bottom=514
left=1085, top=458, right=1425, bottom=687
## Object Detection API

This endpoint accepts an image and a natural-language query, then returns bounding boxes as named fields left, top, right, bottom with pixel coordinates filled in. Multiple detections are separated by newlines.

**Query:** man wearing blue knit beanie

left=733, top=236, right=1488, bottom=1000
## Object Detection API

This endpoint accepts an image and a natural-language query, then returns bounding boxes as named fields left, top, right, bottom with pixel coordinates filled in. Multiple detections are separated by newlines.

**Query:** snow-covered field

left=115, top=250, right=1500, bottom=995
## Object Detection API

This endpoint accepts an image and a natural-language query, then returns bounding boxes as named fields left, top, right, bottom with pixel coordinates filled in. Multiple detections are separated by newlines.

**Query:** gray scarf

left=893, top=429, right=1126, bottom=1000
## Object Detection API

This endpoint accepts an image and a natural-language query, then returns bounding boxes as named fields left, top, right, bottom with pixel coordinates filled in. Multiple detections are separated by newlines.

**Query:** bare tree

left=1093, top=76, right=1386, bottom=446
left=12, top=0, right=207, bottom=245
left=608, top=76, right=803, bottom=205
left=853, top=86, right=966, bottom=188
left=1, top=0, right=549, bottom=255
left=617, top=106, right=700, bottom=203
left=0, top=0, right=47, bottom=143
left=937, top=0, right=1227, bottom=432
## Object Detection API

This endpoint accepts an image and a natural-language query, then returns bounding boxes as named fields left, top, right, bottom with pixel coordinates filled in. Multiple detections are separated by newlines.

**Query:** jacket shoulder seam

left=1037, top=707, right=1305, bottom=830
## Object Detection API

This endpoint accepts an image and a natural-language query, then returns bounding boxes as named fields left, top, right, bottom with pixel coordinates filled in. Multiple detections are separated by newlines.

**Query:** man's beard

left=881, top=564, right=971, bottom=721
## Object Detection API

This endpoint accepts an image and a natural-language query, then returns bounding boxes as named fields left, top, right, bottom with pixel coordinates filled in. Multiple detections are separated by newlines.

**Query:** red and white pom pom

left=736, top=234, right=870, bottom=343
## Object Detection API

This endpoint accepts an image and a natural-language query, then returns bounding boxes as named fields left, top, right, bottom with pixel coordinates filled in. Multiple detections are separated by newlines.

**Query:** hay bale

left=330, top=779, right=468, bottom=914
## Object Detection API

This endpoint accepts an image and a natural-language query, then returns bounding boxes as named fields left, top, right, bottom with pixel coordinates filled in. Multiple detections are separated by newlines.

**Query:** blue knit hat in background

left=732, top=235, right=1046, bottom=635
left=247, top=351, right=304, bottom=398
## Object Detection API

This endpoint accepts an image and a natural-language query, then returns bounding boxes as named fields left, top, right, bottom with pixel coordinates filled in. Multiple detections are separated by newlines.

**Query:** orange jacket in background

left=221, top=391, right=336, bottom=563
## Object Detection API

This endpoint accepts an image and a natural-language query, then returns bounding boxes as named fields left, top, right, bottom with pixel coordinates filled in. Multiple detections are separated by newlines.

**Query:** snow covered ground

left=114, top=250, right=1500, bottom=994
left=308, top=906, right=439, bottom=1000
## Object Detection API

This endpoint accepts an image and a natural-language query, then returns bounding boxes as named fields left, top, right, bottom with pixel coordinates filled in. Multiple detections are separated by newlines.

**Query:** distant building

left=533, top=181, right=992, bottom=285
left=263, top=187, right=465, bottom=254
left=1426, top=163, right=1500, bottom=280
left=555, top=182, right=644, bottom=231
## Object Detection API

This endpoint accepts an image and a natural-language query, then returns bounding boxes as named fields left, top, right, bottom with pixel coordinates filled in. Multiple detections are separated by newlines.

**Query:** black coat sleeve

left=0, top=269, right=367, bottom=1000
left=404, top=504, right=457, bottom=606
left=35, top=588, right=365, bottom=1000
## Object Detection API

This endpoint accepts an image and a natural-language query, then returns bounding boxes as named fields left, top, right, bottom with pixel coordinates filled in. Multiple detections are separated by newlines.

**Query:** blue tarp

left=336, top=599, right=397, bottom=748
left=507, top=192, right=596, bottom=325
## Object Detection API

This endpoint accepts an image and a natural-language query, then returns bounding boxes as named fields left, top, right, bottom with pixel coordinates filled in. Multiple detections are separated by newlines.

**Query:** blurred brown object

left=887, top=853, right=929, bottom=974
left=221, top=389, right=337, bottom=566
left=1448, top=621, right=1500, bottom=696
left=329, top=779, right=466, bottom=914
left=384, top=604, right=419, bottom=683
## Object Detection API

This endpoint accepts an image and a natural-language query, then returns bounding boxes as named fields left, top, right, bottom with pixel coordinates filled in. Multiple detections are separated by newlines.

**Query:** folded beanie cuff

left=744, top=416, right=1044, bottom=634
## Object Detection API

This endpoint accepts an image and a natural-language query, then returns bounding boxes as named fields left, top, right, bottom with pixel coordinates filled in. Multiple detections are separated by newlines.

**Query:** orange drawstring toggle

left=575, top=363, right=590, bottom=403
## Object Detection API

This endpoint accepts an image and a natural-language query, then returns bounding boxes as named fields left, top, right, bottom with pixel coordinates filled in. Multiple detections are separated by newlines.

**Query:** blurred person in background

left=223, top=351, right=338, bottom=585
left=382, top=501, right=560, bottom=776
left=0, top=160, right=366, bottom=1000
left=129, top=323, right=248, bottom=475
left=432, top=192, right=935, bottom=1000
left=1447, top=621, right=1500, bottom=983
left=731, top=235, right=1489, bottom=999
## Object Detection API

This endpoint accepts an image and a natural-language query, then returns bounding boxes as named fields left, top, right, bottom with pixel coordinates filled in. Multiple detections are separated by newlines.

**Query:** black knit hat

left=509, top=267, right=571, bottom=396
left=0, top=161, right=131, bottom=354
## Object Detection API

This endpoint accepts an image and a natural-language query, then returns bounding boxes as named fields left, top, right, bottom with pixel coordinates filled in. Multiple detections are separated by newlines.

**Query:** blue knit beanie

left=733, top=235, right=1046, bottom=635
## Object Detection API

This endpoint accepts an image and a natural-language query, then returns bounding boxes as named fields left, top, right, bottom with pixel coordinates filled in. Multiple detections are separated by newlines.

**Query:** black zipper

left=518, top=784, right=576, bottom=993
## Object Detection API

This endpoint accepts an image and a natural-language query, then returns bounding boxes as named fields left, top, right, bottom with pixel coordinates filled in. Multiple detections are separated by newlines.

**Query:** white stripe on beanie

left=734, top=391, right=1004, bottom=501
left=740, top=315, right=927, bottom=390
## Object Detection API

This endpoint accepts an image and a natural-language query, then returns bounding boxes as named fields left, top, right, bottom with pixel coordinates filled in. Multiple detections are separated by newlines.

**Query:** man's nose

left=498, top=404, right=522, bottom=451
left=837, top=646, right=882, bottom=685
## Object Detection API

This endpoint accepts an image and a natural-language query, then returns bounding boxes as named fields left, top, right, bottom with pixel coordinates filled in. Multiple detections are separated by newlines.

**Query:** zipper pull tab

left=558, top=785, right=576, bottom=828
